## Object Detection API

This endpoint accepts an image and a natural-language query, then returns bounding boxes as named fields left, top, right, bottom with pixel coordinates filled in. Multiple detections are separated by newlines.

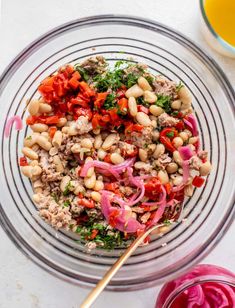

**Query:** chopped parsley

left=156, top=95, right=172, bottom=113
left=145, top=75, right=154, bottom=86
left=163, top=219, right=171, bottom=226
left=51, top=193, right=59, bottom=203
left=123, top=73, right=138, bottom=88
left=171, top=111, right=179, bottom=117
left=63, top=181, right=73, bottom=196
left=136, top=96, right=150, bottom=108
left=63, top=200, right=71, bottom=208
left=176, top=81, right=184, bottom=91
left=166, top=131, right=174, bottom=138
left=103, top=93, right=117, bottom=110
left=74, top=65, right=89, bottom=81
left=94, top=69, right=123, bottom=91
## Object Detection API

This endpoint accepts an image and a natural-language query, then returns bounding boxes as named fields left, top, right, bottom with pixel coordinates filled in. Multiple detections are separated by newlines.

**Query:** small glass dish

left=199, top=0, right=235, bottom=58
left=0, top=15, right=235, bottom=290
left=156, top=264, right=235, bottom=307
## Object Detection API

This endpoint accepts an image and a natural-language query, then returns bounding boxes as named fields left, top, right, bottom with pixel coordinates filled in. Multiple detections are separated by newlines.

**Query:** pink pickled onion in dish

left=184, top=114, right=198, bottom=137
left=178, top=145, right=194, bottom=161
left=80, top=158, right=135, bottom=179
left=4, top=116, right=23, bottom=138
left=172, top=161, right=190, bottom=193
left=125, top=167, right=145, bottom=206
left=149, top=186, right=167, bottom=226
left=187, top=285, right=205, bottom=308
left=100, top=190, right=145, bottom=233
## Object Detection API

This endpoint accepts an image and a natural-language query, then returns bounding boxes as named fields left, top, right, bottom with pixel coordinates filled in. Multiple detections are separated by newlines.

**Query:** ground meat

left=80, top=55, right=107, bottom=75
left=158, top=113, right=179, bottom=127
left=189, top=156, right=202, bottom=171
left=129, top=127, right=153, bottom=148
left=155, top=154, right=172, bottom=169
left=153, top=76, right=177, bottom=98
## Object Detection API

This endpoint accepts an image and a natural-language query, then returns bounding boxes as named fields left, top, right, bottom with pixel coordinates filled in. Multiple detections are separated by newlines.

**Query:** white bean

left=153, top=144, right=165, bottom=159
left=41, top=132, right=49, bottom=140
left=166, top=162, right=178, bottom=174
left=81, top=138, right=93, bottom=149
left=171, top=99, right=181, bottom=110
left=23, top=135, right=38, bottom=148
left=49, top=147, right=58, bottom=156
left=93, top=128, right=101, bottom=135
left=60, top=176, right=71, bottom=192
left=31, top=166, right=42, bottom=176
left=68, top=126, right=78, bottom=136
left=173, top=151, right=183, bottom=166
left=32, top=194, right=41, bottom=203
left=184, top=129, right=192, bottom=138
left=139, top=148, right=148, bottom=162
left=32, top=180, right=43, bottom=189
left=149, top=105, right=164, bottom=116
left=137, top=76, right=152, bottom=91
left=94, top=180, right=104, bottom=191
left=85, top=157, right=95, bottom=177
left=74, top=184, right=85, bottom=195
left=53, top=155, right=64, bottom=172
left=143, top=90, right=157, bottom=104
left=125, top=84, right=144, bottom=98
left=179, top=132, right=189, bottom=142
left=71, top=144, right=80, bottom=154
left=189, top=136, right=198, bottom=144
left=97, top=149, right=107, bottom=160
left=136, top=112, right=151, bottom=126
left=36, top=136, right=52, bottom=151
left=29, top=160, right=39, bottom=167
left=62, top=127, right=69, bottom=134
left=91, top=191, right=101, bottom=202
left=28, top=99, right=40, bottom=115
left=173, top=175, right=183, bottom=186
left=128, top=97, right=138, bottom=117
left=102, top=134, right=118, bottom=150
left=178, top=86, right=192, bottom=109
left=94, top=135, right=103, bottom=149
left=134, top=161, right=149, bottom=169
left=57, top=118, right=67, bottom=127
left=84, top=174, right=96, bottom=189
left=52, top=131, right=62, bottom=147
left=172, top=137, right=184, bottom=149
left=110, top=153, right=124, bottom=165
left=22, top=147, right=38, bottom=160
left=30, top=123, right=48, bottom=133
left=158, top=170, right=169, bottom=184
left=21, top=166, right=33, bottom=178
left=199, top=161, right=212, bottom=176
left=39, top=103, right=52, bottom=113
left=152, top=130, right=160, bottom=141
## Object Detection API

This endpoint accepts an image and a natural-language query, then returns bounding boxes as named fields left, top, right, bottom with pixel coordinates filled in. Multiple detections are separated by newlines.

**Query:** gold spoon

left=81, top=223, right=165, bottom=308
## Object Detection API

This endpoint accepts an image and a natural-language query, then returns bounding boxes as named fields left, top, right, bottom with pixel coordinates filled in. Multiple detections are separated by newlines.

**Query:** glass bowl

left=0, top=15, right=234, bottom=291
left=156, top=264, right=235, bottom=307
left=199, top=0, right=235, bottom=58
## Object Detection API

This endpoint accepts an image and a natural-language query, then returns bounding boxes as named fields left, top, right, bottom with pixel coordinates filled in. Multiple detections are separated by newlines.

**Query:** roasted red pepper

left=144, top=177, right=162, bottom=200
left=19, top=156, right=28, bottom=166
left=192, top=176, right=205, bottom=188
left=159, top=127, right=178, bottom=152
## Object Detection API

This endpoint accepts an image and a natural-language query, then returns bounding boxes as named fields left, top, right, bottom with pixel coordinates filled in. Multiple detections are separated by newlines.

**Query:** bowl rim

left=0, top=14, right=235, bottom=290
left=199, top=0, right=235, bottom=55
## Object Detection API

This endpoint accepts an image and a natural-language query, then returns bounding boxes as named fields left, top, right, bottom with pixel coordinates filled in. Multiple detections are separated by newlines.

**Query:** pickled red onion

left=178, top=145, right=194, bottom=161
left=149, top=186, right=167, bottom=226
left=4, top=116, right=23, bottom=138
left=184, top=114, right=198, bottom=137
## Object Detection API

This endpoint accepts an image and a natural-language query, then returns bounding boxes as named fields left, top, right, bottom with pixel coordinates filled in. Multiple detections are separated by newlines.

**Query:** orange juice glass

left=200, top=0, right=235, bottom=57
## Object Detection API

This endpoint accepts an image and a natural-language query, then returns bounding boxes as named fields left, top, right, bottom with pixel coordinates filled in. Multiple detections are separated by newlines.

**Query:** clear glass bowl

left=0, top=15, right=234, bottom=291
left=156, top=264, right=235, bottom=307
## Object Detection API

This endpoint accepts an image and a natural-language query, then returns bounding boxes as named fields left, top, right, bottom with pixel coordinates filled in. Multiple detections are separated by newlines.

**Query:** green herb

left=171, top=111, right=179, bottom=116
left=176, top=81, right=183, bottom=91
left=51, top=193, right=59, bottom=203
left=136, top=97, right=150, bottom=107
left=163, top=219, right=171, bottom=226
left=145, top=75, right=154, bottom=86
left=26, top=136, right=32, bottom=140
left=94, top=69, right=123, bottom=92
left=124, top=73, right=138, bottom=88
left=63, top=200, right=71, bottom=208
left=156, top=95, right=172, bottom=113
left=63, top=181, right=73, bottom=196
left=166, top=131, right=174, bottom=138
left=103, top=93, right=117, bottom=110
left=75, top=65, right=89, bottom=81
left=114, top=60, right=127, bottom=68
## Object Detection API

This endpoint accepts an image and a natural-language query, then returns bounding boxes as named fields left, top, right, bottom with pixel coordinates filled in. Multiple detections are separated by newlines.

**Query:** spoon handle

left=80, top=224, right=163, bottom=308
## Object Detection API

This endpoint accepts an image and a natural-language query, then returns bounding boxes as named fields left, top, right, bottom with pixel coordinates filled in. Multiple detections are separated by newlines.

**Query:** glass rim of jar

left=162, top=274, right=235, bottom=308
left=199, top=0, right=235, bottom=55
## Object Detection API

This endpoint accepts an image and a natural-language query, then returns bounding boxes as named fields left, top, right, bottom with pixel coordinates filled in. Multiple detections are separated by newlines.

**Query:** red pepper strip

left=137, top=105, right=149, bottom=114
left=26, top=115, right=60, bottom=125
left=159, top=127, right=178, bottom=152
left=19, top=156, right=28, bottom=166
left=44, top=115, right=60, bottom=125
left=103, top=154, right=112, bottom=163
left=164, top=182, right=172, bottom=195
left=87, top=229, right=99, bottom=240
left=175, top=120, right=185, bottom=131
left=78, top=81, right=96, bottom=97
left=192, top=176, right=205, bottom=188
left=125, top=123, right=144, bottom=135
left=117, top=98, right=128, bottom=114
left=48, top=127, right=57, bottom=139
left=160, top=135, right=176, bottom=152
left=109, top=209, right=120, bottom=228
left=94, top=92, right=108, bottom=109
left=144, top=177, right=162, bottom=200
left=79, top=198, right=95, bottom=208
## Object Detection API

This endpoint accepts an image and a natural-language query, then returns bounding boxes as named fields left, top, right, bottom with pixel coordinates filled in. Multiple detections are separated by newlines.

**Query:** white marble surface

left=0, top=1, right=234, bottom=307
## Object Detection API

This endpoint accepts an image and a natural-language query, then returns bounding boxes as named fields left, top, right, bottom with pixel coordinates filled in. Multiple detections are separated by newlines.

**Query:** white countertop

left=0, top=1, right=234, bottom=307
